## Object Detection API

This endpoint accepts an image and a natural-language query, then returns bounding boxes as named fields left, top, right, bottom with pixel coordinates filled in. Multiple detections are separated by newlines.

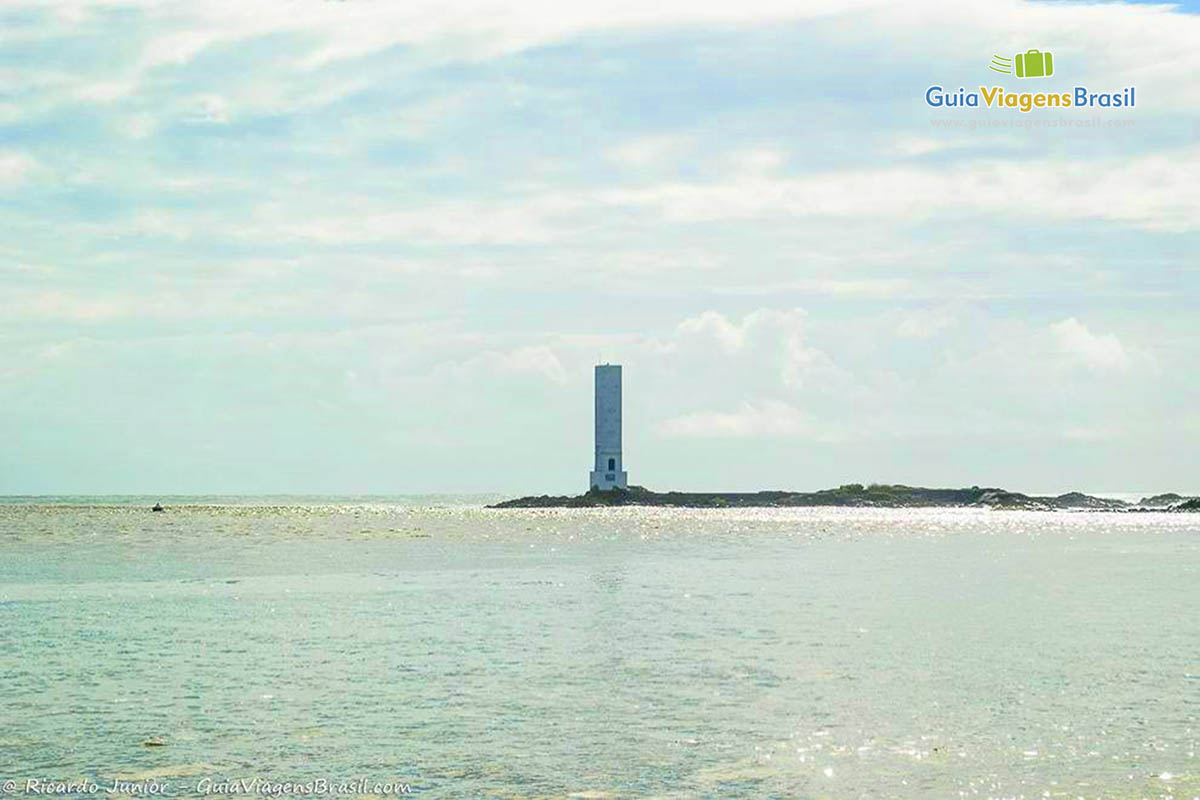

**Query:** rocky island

left=490, top=484, right=1200, bottom=511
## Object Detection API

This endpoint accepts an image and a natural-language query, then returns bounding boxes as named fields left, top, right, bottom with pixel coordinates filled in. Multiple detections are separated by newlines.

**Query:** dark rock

left=1138, top=493, right=1188, bottom=507
left=489, top=484, right=1144, bottom=511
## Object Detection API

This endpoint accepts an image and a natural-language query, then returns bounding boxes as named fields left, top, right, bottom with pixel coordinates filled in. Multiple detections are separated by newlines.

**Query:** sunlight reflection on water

left=0, top=503, right=1196, bottom=798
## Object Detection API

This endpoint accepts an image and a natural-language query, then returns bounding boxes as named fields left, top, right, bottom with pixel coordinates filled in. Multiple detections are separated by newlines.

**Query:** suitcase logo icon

left=989, top=50, right=1055, bottom=78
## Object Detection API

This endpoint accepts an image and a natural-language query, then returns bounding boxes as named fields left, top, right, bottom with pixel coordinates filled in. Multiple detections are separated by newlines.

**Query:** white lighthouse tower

left=589, top=364, right=628, bottom=491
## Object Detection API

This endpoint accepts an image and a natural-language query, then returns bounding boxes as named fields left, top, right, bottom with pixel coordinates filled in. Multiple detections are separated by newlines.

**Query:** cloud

left=12, top=0, right=1200, bottom=137
left=436, top=345, right=568, bottom=384
left=676, top=308, right=837, bottom=389
left=724, top=147, right=787, bottom=175
left=493, top=345, right=568, bottom=383
left=184, top=94, right=230, bottom=125
left=3, top=290, right=143, bottom=323
left=895, top=310, right=957, bottom=339
left=597, top=146, right=1200, bottom=233
left=677, top=310, right=747, bottom=353
left=1050, top=317, right=1131, bottom=373
left=657, top=399, right=824, bottom=439
left=243, top=195, right=576, bottom=246
left=115, top=0, right=866, bottom=72
left=890, top=136, right=974, bottom=158
left=35, top=0, right=1200, bottom=83
left=1062, top=426, right=1119, bottom=442
left=0, top=152, right=37, bottom=185
left=606, top=135, right=693, bottom=169
left=717, top=278, right=913, bottom=298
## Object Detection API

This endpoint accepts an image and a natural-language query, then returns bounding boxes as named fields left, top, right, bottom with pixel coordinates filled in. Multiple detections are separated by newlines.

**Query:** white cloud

left=657, top=399, right=822, bottom=439
left=676, top=308, right=835, bottom=389
left=0, top=288, right=247, bottom=323
left=677, top=310, right=747, bottom=353
left=597, top=146, right=1200, bottom=233
left=1062, top=426, right=1119, bottom=442
left=147, top=0, right=864, bottom=71
left=13, top=0, right=1200, bottom=134
left=789, top=279, right=913, bottom=297
left=606, top=135, right=692, bottom=169
left=887, top=136, right=1025, bottom=159
left=724, top=147, right=787, bottom=175
left=493, top=345, right=568, bottom=383
left=1050, top=317, right=1131, bottom=373
left=72, top=79, right=138, bottom=104
left=37, top=0, right=1199, bottom=90
left=895, top=310, right=957, bottom=339
left=891, top=137, right=960, bottom=158
left=245, top=195, right=574, bottom=246
left=185, top=94, right=230, bottom=125
left=118, top=113, right=158, bottom=139
left=0, top=152, right=37, bottom=185
left=436, top=345, right=568, bottom=384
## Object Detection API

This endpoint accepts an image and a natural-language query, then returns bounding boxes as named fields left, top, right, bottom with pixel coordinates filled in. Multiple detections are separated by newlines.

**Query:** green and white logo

left=925, top=46, right=1134, bottom=113
left=990, top=49, right=1054, bottom=78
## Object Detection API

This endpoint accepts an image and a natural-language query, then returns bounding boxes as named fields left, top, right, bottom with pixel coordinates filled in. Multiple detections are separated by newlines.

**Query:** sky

left=1, top=0, right=1198, bottom=495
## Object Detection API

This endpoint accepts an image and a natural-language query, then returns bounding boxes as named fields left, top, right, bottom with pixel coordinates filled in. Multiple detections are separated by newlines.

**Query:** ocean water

left=0, top=501, right=1196, bottom=799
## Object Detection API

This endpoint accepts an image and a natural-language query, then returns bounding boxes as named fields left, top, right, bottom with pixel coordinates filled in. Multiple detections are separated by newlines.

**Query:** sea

left=0, top=498, right=1196, bottom=799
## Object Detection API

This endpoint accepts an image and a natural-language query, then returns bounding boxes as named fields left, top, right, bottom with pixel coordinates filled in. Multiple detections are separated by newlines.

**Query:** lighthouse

left=589, top=364, right=628, bottom=491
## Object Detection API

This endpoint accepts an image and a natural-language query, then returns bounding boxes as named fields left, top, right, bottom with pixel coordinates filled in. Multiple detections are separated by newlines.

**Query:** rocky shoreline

left=490, top=484, right=1200, bottom=511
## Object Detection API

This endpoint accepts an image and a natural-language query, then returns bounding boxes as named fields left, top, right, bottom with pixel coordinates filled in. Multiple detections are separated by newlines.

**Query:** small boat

left=151, top=503, right=165, bottom=512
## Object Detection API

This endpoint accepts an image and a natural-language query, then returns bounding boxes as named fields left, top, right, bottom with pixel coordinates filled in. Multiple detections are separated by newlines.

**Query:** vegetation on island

left=489, top=483, right=1199, bottom=511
